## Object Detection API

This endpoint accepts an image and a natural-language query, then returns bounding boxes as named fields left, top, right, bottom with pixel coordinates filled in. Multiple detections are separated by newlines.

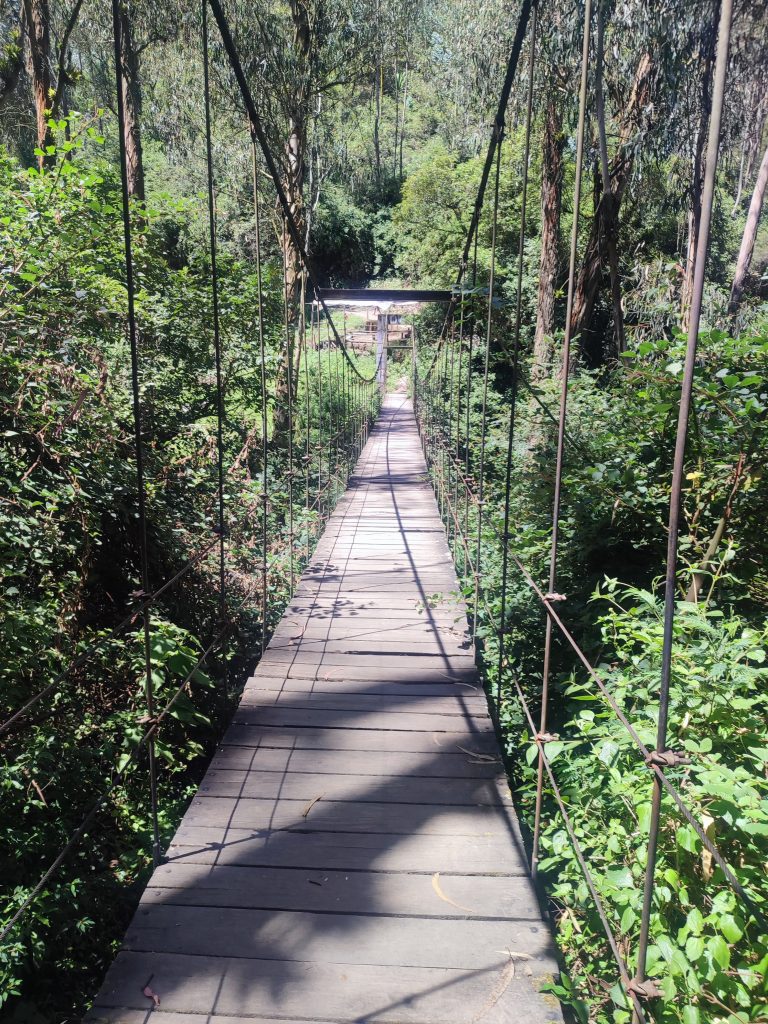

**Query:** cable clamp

left=645, top=749, right=691, bottom=769
left=627, top=978, right=663, bottom=1001
left=544, top=592, right=567, bottom=602
left=536, top=731, right=557, bottom=744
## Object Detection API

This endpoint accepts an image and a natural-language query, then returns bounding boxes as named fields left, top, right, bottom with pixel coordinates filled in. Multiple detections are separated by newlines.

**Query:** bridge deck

left=89, top=395, right=562, bottom=1024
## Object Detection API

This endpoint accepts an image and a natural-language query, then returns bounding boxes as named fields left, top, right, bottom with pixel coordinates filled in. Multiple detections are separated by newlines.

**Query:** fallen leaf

left=432, top=872, right=475, bottom=914
left=471, top=957, right=516, bottom=1022
left=142, top=983, right=160, bottom=1007
left=301, top=794, right=323, bottom=818
left=456, top=745, right=499, bottom=764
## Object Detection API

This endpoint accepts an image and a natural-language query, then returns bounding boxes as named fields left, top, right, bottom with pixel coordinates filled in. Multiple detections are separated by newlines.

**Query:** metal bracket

left=627, top=978, right=663, bottom=1000
left=645, top=749, right=691, bottom=768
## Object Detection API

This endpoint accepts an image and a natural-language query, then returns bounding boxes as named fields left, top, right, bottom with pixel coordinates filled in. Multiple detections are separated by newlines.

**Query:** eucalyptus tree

left=0, top=0, right=85, bottom=162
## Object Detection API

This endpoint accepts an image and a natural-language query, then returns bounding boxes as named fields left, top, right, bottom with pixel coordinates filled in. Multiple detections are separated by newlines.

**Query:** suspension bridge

left=87, top=395, right=562, bottom=1021
left=3, top=0, right=759, bottom=1020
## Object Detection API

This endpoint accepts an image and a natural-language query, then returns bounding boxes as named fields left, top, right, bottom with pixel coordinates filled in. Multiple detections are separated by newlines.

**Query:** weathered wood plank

left=238, top=691, right=489, bottom=715
left=231, top=706, right=491, bottom=732
left=141, top=863, right=538, bottom=918
left=122, top=904, right=556, bottom=969
left=223, top=724, right=498, bottom=753
left=166, top=825, right=527, bottom=873
left=182, top=794, right=516, bottom=837
left=198, top=768, right=508, bottom=804
left=208, top=745, right=503, bottom=779
left=90, top=951, right=563, bottom=1023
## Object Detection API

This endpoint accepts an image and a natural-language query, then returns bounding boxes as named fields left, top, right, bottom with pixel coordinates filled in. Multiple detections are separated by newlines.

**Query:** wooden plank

left=208, top=746, right=503, bottom=779
left=243, top=678, right=484, bottom=699
left=251, top=662, right=478, bottom=683
left=122, top=904, right=556, bottom=969
left=182, top=795, right=516, bottom=837
left=231, top=707, right=491, bottom=732
left=90, top=951, right=563, bottom=1023
left=238, top=691, right=489, bottom=715
left=259, top=652, right=477, bottom=672
left=166, top=826, right=525, bottom=874
left=141, top=863, right=539, bottom=919
left=223, top=724, right=498, bottom=753
left=197, top=769, right=508, bottom=804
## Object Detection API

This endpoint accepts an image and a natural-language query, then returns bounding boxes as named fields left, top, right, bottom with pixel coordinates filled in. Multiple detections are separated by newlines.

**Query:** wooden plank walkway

left=88, top=395, right=563, bottom=1024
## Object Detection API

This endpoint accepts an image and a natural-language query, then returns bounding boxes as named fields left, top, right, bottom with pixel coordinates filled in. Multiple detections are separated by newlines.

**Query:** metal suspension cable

left=202, top=0, right=228, bottom=693
left=531, top=0, right=593, bottom=878
left=251, top=141, right=270, bottom=654
left=303, top=283, right=312, bottom=562
left=111, top=0, right=160, bottom=869
left=497, top=0, right=537, bottom=707
left=281, top=220, right=296, bottom=593
left=473, top=131, right=503, bottom=632
left=205, top=0, right=376, bottom=385
left=635, top=0, right=737, bottom=995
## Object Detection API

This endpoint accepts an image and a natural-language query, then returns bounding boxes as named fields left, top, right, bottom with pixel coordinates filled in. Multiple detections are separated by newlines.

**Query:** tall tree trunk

left=373, top=60, right=382, bottom=181
left=729, top=141, right=768, bottom=313
left=595, top=0, right=625, bottom=356
left=273, top=0, right=311, bottom=448
left=115, top=0, right=145, bottom=201
left=569, top=52, right=653, bottom=361
left=532, top=100, right=564, bottom=380
left=680, top=8, right=718, bottom=328
left=22, top=0, right=51, bottom=166
left=399, top=61, right=407, bottom=179
left=0, top=2, right=26, bottom=111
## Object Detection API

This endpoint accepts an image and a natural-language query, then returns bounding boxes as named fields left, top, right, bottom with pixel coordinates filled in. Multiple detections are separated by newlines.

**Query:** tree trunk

left=569, top=52, right=653, bottom=360
left=399, top=61, right=407, bottom=179
left=680, top=8, right=718, bottom=328
left=532, top=100, right=564, bottom=380
left=729, top=142, right=768, bottom=313
left=22, top=0, right=51, bottom=166
left=0, top=2, right=25, bottom=110
left=595, top=0, right=625, bottom=356
left=373, top=60, right=382, bottom=181
left=116, top=0, right=145, bottom=201
left=273, top=0, right=312, bottom=448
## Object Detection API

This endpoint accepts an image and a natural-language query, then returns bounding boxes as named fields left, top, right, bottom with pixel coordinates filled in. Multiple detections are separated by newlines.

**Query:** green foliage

left=0, top=133, right=379, bottom=1017
left=532, top=588, right=767, bottom=1023
left=417, top=313, right=768, bottom=1024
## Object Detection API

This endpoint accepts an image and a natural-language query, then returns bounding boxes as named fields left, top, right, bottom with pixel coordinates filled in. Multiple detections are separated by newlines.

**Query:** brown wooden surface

left=88, top=396, right=562, bottom=1024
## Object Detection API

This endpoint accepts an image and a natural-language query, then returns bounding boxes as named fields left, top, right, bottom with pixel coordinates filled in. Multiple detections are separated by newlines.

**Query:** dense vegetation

left=1, top=0, right=767, bottom=1019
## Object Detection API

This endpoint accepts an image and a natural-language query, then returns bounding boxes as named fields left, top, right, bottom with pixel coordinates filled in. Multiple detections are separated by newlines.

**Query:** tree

left=114, top=0, right=145, bottom=200
left=21, top=0, right=50, bottom=163
left=569, top=50, right=653, bottom=362
left=729, top=140, right=768, bottom=313
left=531, top=99, right=564, bottom=378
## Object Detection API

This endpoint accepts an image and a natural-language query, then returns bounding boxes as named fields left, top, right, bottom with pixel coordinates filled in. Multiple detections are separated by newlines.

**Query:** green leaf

left=709, top=935, right=731, bottom=970
left=718, top=914, right=743, bottom=943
